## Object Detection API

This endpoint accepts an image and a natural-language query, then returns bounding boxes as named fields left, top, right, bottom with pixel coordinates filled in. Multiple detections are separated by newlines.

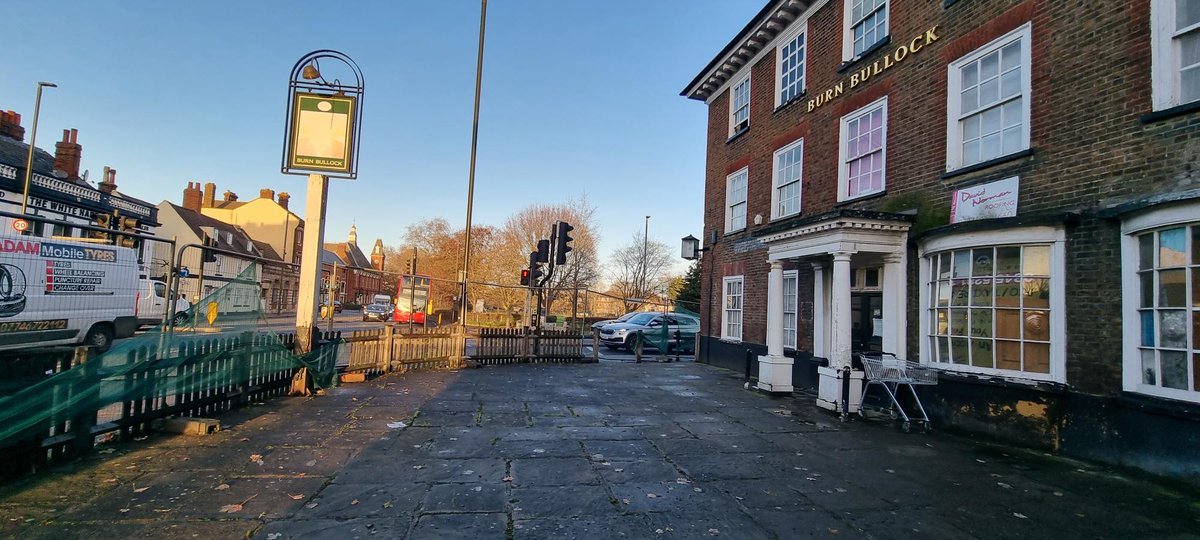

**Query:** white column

left=828, top=251, right=854, bottom=369
left=758, top=260, right=793, bottom=393
left=766, top=261, right=785, bottom=357
left=811, top=262, right=827, bottom=359
left=881, top=252, right=907, bottom=357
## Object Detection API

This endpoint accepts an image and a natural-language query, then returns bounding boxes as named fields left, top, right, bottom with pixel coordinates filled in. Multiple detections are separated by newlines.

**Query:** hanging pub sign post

left=282, top=50, right=364, bottom=355
left=282, top=50, right=364, bottom=179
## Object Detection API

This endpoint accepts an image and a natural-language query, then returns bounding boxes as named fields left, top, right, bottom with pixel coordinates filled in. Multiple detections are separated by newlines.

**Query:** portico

left=754, top=210, right=912, bottom=412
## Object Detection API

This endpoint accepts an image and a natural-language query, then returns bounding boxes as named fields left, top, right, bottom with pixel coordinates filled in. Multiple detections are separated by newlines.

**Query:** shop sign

left=951, top=177, right=1019, bottom=223
left=285, top=93, right=357, bottom=174
left=807, top=26, right=941, bottom=113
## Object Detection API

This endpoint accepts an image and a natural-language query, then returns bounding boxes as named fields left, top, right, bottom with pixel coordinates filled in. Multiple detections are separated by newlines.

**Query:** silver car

left=599, top=312, right=700, bottom=352
left=591, top=312, right=638, bottom=331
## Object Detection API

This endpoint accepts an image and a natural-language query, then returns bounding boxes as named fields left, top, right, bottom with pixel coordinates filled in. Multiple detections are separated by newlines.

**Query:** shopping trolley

left=859, top=353, right=938, bottom=433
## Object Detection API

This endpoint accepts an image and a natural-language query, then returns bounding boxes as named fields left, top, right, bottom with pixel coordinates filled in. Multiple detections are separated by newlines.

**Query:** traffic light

left=528, top=250, right=544, bottom=286
left=535, top=240, right=550, bottom=263
left=117, top=217, right=140, bottom=249
left=520, top=269, right=531, bottom=286
left=554, top=221, right=574, bottom=265
left=89, top=212, right=115, bottom=244
left=201, top=233, right=217, bottom=263
left=403, top=257, right=415, bottom=276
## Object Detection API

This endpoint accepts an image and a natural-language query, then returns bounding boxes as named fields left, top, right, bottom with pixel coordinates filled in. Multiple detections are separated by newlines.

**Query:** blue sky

left=1, top=1, right=763, bottom=278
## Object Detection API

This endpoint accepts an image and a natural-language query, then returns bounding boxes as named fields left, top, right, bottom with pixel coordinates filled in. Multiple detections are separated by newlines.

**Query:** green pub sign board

left=286, top=93, right=357, bottom=174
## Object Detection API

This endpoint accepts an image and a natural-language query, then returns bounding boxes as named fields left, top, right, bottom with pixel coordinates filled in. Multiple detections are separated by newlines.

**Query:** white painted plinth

left=816, top=366, right=864, bottom=413
left=756, top=354, right=794, bottom=393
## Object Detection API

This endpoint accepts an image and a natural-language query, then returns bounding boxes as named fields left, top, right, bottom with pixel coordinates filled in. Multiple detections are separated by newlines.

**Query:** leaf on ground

left=220, top=494, right=257, bottom=514
left=305, top=502, right=318, bottom=509
left=289, top=494, right=305, bottom=500
left=350, top=499, right=359, bottom=505
left=1013, top=512, right=1029, bottom=519
left=215, top=484, right=230, bottom=491
left=119, top=508, right=130, bottom=513
left=502, top=476, right=513, bottom=482
left=382, top=501, right=394, bottom=508
left=647, top=493, right=659, bottom=498
left=97, top=448, right=115, bottom=454
left=250, top=454, right=264, bottom=465
left=133, top=487, right=149, bottom=493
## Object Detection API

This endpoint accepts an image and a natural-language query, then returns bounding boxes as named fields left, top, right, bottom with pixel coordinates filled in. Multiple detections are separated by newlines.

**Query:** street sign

left=179, top=267, right=190, bottom=278
left=206, top=302, right=218, bottom=325
left=11, top=219, right=28, bottom=233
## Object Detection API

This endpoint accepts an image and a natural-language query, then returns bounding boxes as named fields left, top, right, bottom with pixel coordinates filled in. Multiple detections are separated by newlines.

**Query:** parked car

left=320, top=300, right=343, bottom=313
left=599, top=312, right=700, bottom=353
left=362, top=303, right=391, bottom=322
left=590, top=312, right=639, bottom=331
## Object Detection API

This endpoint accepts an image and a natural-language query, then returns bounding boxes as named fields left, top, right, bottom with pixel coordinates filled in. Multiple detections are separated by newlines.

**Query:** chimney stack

left=202, top=182, right=216, bottom=207
left=277, top=192, right=290, bottom=210
left=259, top=188, right=275, bottom=200
left=223, top=190, right=238, bottom=202
left=53, top=128, right=82, bottom=180
left=182, top=182, right=202, bottom=212
left=99, top=167, right=117, bottom=194
left=0, top=110, right=24, bottom=141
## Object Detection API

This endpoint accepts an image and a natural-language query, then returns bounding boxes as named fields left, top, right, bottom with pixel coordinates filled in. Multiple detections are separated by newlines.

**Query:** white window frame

left=775, top=22, right=808, bottom=107
left=843, top=0, right=889, bottom=61
left=917, top=226, right=1067, bottom=383
left=771, top=139, right=804, bottom=220
left=837, top=96, right=888, bottom=202
left=945, top=23, right=1032, bottom=171
left=729, top=74, right=751, bottom=136
left=722, top=275, right=744, bottom=342
left=783, top=270, right=799, bottom=349
left=1151, top=0, right=1200, bottom=110
left=1121, top=201, right=1200, bottom=403
left=725, top=167, right=749, bottom=233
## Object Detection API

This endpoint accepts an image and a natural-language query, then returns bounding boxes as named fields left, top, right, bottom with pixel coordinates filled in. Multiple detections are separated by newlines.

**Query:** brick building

left=683, top=0, right=1199, bottom=481
left=324, top=225, right=386, bottom=306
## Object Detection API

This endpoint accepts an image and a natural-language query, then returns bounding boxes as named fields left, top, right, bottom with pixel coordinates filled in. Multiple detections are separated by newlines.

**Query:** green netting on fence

left=635, top=306, right=700, bottom=355
left=0, top=262, right=339, bottom=447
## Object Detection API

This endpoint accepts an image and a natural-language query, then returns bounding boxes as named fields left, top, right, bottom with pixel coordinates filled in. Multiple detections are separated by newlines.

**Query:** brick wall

left=694, top=0, right=1199, bottom=397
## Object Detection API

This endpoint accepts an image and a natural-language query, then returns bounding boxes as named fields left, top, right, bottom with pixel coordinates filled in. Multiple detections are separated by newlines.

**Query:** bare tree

left=499, top=197, right=602, bottom=320
left=609, top=232, right=674, bottom=313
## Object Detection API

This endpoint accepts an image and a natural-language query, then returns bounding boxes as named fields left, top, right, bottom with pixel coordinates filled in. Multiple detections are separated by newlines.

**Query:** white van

left=136, top=278, right=191, bottom=327
left=372, top=294, right=392, bottom=306
left=0, top=234, right=139, bottom=353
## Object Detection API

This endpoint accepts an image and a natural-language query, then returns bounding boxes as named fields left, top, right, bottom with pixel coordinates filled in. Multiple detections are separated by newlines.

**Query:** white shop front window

left=919, top=227, right=1066, bottom=382
left=1122, top=201, right=1200, bottom=403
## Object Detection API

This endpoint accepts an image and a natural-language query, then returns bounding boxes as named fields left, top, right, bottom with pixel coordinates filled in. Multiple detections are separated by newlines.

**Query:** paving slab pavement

left=2, top=361, right=1199, bottom=539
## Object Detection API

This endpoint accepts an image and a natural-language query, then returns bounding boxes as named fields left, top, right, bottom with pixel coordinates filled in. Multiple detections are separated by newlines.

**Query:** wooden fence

left=343, top=326, right=459, bottom=375
left=469, top=327, right=593, bottom=365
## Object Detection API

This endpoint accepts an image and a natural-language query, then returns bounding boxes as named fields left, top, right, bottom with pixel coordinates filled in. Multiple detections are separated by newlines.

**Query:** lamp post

left=642, top=215, right=650, bottom=306
left=460, top=0, right=488, bottom=328
left=21, top=81, right=57, bottom=216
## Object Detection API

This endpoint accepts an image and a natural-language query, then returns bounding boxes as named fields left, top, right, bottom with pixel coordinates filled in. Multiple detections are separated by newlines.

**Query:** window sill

left=770, top=212, right=802, bottom=222
left=1118, top=391, right=1200, bottom=422
left=773, top=93, right=807, bottom=115
left=719, top=338, right=743, bottom=344
left=726, top=126, right=750, bottom=144
left=1139, top=100, right=1200, bottom=124
left=941, top=148, right=1035, bottom=180
left=932, top=367, right=1068, bottom=392
left=835, top=190, right=887, bottom=207
left=837, top=36, right=892, bottom=74
left=723, top=228, right=747, bottom=238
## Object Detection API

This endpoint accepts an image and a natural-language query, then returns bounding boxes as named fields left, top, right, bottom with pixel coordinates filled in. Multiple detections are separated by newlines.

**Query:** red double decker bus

left=395, top=275, right=431, bottom=324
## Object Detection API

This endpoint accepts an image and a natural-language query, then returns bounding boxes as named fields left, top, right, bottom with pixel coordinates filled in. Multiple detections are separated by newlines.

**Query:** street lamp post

left=460, top=0, right=488, bottom=328
left=21, top=81, right=57, bottom=216
left=642, top=215, right=650, bottom=307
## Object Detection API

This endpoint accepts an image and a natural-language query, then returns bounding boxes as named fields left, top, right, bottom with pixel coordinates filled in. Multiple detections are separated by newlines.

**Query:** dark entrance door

left=851, top=293, right=883, bottom=354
